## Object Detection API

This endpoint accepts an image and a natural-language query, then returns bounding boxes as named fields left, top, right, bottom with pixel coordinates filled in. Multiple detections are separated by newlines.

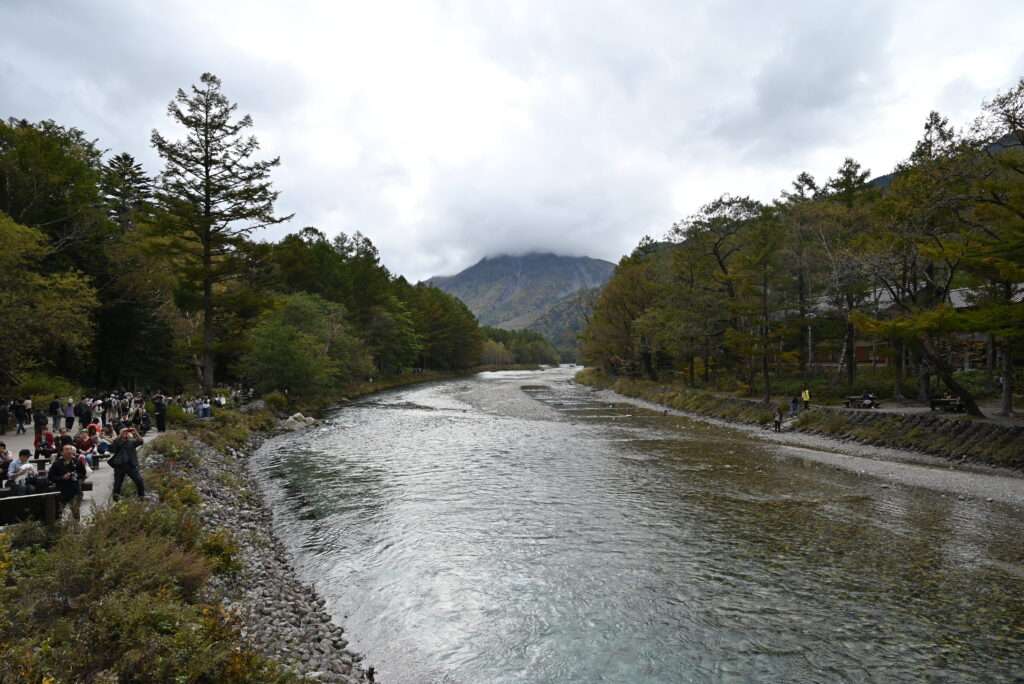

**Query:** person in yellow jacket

left=801, top=387, right=811, bottom=410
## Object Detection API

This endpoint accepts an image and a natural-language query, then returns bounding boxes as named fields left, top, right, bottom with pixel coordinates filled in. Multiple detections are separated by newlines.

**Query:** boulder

left=239, top=399, right=267, bottom=414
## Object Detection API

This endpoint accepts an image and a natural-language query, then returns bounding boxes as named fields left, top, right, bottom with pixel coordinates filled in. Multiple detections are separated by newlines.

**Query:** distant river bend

left=252, top=367, right=1024, bottom=683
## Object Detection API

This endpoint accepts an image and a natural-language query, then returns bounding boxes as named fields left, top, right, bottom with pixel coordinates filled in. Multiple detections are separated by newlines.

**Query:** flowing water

left=252, top=368, right=1024, bottom=683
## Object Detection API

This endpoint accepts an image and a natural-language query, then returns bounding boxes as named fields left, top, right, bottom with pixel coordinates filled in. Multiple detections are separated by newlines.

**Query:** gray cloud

left=2, top=0, right=1022, bottom=281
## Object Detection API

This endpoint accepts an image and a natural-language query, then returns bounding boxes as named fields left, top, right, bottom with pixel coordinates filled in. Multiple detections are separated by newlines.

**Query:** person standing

left=154, top=395, right=167, bottom=433
left=76, top=398, right=92, bottom=431
left=110, top=427, right=145, bottom=500
left=64, top=399, right=75, bottom=430
left=801, top=387, right=811, bottom=410
left=48, top=396, right=62, bottom=432
left=32, top=408, right=48, bottom=447
left=49, top=444, right=87, bottom=521
left=13, top=399, right=28, bottom=435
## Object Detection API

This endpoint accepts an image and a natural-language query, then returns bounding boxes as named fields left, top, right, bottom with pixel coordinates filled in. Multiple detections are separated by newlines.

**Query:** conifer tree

left=151, top=72, right=291, bottom=391
left=101, top=152, right=152, bottom=231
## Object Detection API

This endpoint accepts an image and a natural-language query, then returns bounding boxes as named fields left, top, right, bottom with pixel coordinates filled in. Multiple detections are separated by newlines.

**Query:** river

left=252, top=367, right=1024, bottom=683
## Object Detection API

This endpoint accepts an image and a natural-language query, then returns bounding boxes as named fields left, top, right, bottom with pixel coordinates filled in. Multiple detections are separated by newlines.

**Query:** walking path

left=597, top=389, right=1024, bottom=506
left=2, top=427, right=163, bottom=518
left=707, top=391, right=1024, bottom=426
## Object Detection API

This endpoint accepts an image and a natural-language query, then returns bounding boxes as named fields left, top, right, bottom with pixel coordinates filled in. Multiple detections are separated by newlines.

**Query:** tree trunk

left=201, top=239, right=215, bottom=394
left=762, top=268, right=771, bottom=404
left=893, top=339, right=904, bottom=400
left=985, top=333, right=996, bottom=394
left=920, top=337, right=985, bottom=417
left=703, top=337, right=710, bottom=385
left=1000, top=339, right=1014, bottom=416
left=845, top=319, right=856, bottom=387
left=797, top=270, right=808, bottom=376
left=688, top=348, right=695, bottom=387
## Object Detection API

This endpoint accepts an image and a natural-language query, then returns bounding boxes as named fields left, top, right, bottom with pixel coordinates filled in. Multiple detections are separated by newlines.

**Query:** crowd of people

left=1, top=427, right=145, bottom=520
left=0, top=390, right=178, bottom=521
left=1, top=388, right=252, bottom=520
left=0, top=392, right=163, bottom=440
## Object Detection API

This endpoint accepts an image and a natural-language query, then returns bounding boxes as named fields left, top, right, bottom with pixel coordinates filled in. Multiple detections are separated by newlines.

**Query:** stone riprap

left=155, top=437, right=371, bottom=683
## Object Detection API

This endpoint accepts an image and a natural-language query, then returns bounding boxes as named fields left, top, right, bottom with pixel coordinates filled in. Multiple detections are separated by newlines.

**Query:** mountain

left=526, top=287, right=601, bottom=361
left=427, top=253, right=615, bottom=330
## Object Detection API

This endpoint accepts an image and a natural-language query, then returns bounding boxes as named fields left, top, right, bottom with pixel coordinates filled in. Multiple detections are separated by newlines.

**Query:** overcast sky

left=2, top=1, right=1023, bottom=281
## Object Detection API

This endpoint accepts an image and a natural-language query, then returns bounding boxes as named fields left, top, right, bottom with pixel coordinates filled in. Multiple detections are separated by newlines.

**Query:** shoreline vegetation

left=575, top=368, right=1024, bottom=471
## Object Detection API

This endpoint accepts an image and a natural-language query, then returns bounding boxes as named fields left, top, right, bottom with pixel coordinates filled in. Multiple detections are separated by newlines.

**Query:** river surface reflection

left=252, top=367, right=1024, bottom=683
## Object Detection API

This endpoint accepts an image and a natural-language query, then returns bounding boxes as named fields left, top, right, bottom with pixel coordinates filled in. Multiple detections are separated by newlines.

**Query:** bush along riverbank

left=0, top=410, right=372, bottom=684
left=576, top=369, right=1024, bottom=471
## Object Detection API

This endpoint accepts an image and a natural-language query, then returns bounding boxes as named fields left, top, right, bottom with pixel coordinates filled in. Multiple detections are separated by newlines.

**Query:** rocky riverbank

left=171, top=435, right=373, bottom=683
left=576, top=370, right=1024, bottom=471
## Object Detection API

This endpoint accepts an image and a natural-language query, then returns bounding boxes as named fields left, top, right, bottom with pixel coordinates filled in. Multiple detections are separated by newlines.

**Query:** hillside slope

left=526, top=287, right=601, bottom=360
left=428, top=253, right=614, bottom=329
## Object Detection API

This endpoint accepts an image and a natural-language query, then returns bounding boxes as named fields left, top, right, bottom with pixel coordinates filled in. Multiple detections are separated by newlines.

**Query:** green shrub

left=15, top=371, right=82, bottom=410
left=0, top=501, right=294, bottom=683
left=1, top=520, right=52, bottom=550
left=195, top=408, right=276, bottom=451
left=263, top=390, right=289, bottom=414
left=166, top=402, right=198, bottom=428
left=145, top=432, right=200, bottom=467
left=199, top=529, right=243, bottom=575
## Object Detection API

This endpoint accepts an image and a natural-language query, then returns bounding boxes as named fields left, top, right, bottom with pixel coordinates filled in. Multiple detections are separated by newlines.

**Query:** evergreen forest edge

left=0, top=72, right=560, bottom=407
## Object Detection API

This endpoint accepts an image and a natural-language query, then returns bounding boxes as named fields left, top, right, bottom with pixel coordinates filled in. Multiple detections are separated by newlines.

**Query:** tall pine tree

left=151, top=73, right=290, bottom=391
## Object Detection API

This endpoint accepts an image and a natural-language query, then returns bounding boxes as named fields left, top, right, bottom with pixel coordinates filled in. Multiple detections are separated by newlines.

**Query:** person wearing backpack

left=110, top=427, right=146, bottom=500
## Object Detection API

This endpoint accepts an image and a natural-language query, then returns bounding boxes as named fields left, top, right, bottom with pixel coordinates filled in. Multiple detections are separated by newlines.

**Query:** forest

left=581, top=80, right=1024, bottom=418
left=0, top=73, right=492, bottom=402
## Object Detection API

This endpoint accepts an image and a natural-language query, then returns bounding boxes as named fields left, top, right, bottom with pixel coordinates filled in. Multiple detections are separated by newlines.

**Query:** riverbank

left=0, top=414, right=372, bottom=683
left=575, top=369, right=1024, bottom=471
left=180, top=434, right=371, bottom=683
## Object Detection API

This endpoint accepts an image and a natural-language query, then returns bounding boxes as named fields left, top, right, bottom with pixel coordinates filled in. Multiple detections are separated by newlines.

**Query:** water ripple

left=253, top=368, right=1024, bottom=683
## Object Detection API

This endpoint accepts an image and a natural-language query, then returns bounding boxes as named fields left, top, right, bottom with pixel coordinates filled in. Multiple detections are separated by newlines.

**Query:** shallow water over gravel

left=253, top=368, right=1024, bottom=683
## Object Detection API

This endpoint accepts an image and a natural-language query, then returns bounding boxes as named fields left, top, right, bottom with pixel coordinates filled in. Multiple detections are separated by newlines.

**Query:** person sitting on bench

left=861, top=391, right=876, bottom=408
left=35, top=431, right=58, bottom=460
left=98, top=424, right=115, bottom=454
left=49, top=444, right=87, bottom=521
left=8, top=449, right=40, bottom=495
left=0, top=443, right=11, bottom=485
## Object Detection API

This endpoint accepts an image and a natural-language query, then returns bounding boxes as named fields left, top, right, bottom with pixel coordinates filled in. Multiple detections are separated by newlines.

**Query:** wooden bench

left=0, top=480, right=93, bottom=499
left=0, top=491, right=61, bottom=526
left=845, top=396, right=881, bottom=409
left=930, top=398, right=965, bottom=412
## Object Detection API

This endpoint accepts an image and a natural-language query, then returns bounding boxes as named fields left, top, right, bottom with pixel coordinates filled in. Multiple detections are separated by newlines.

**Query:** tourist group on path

left=0, top=391, right=173, bottom=521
